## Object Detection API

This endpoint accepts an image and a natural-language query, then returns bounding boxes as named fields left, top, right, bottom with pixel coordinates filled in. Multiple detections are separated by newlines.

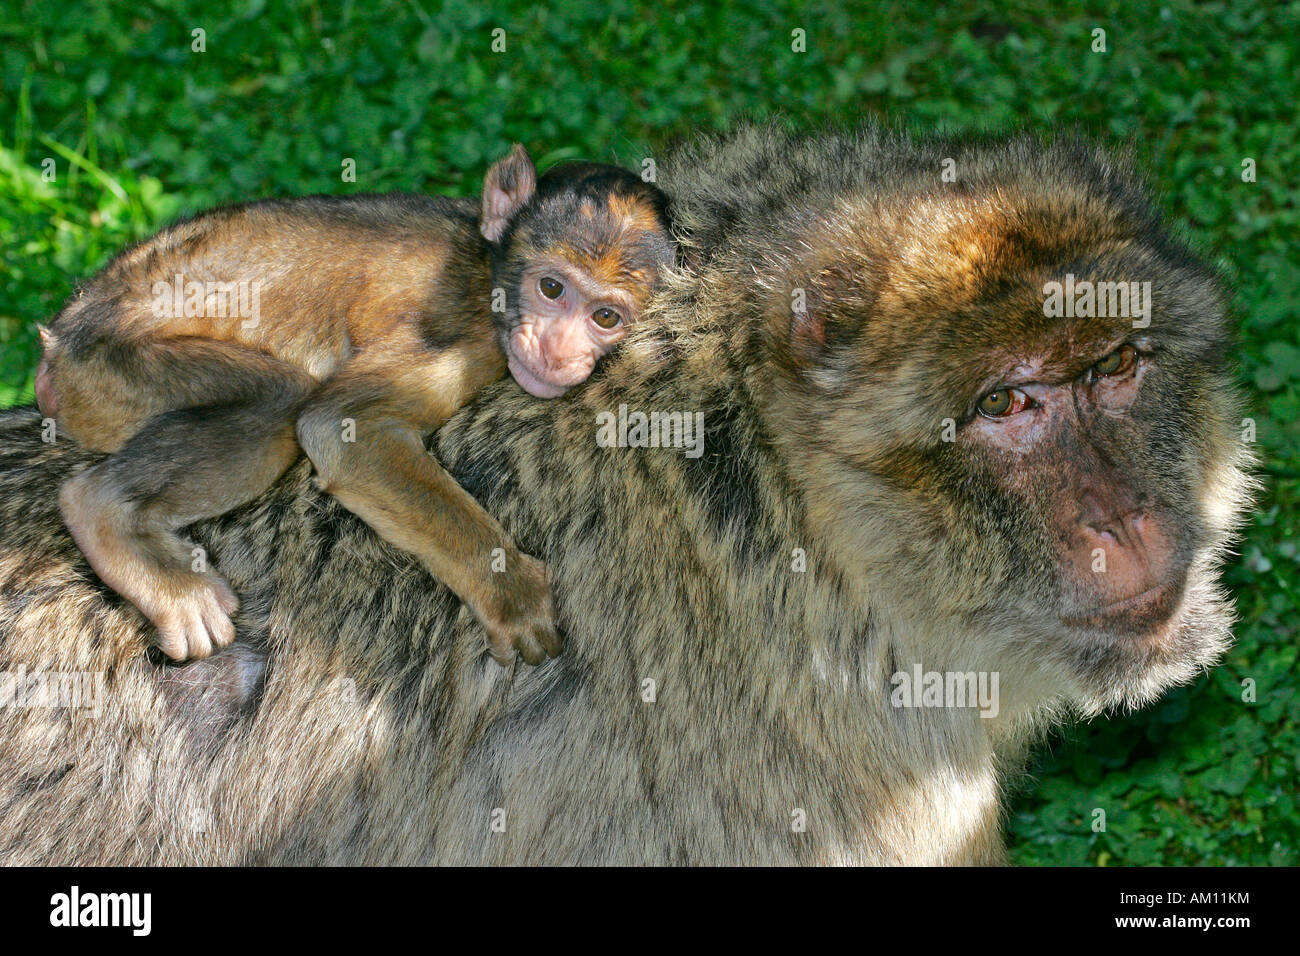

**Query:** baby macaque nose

left=540, top=322, right=591, bottom=372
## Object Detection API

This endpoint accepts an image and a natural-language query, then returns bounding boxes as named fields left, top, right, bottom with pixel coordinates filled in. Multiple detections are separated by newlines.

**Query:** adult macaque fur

left=0, top=124, right=1253, bottom=864
left=33, top=144, right=671, bottom=667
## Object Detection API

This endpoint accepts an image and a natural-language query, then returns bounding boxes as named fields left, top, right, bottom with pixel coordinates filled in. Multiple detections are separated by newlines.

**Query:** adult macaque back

left=0, top=124, right=1252, bottom=864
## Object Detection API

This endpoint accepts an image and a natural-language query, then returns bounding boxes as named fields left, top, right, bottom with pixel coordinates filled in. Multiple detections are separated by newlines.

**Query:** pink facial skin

left=506, top=261, right=639, bottom=398
left=966, top=343, right=1181, bottom=634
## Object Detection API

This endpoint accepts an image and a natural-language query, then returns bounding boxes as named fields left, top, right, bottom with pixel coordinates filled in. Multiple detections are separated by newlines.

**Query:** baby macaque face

left=480, top=145, right=675, bottom=399
left=504, top=254, right=647, bottom=398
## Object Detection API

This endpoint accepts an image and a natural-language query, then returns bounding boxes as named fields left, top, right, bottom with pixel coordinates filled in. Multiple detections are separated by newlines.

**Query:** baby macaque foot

left=152, top=573, right=240, bottom=661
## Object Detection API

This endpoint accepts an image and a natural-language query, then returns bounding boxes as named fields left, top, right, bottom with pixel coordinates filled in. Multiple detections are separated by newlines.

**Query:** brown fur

left=0, top=124, right=1252, bottom=864
left=35, top=148, right=671, bottom=667
left=36, top=189, right=552, bottom=664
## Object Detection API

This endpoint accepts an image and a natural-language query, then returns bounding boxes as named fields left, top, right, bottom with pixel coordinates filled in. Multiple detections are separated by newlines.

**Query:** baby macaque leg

left=58, top=347, right=316, bottom=660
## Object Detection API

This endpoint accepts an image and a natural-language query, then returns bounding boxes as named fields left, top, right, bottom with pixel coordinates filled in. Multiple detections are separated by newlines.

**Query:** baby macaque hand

left=479, top=551, right=562, bottom=666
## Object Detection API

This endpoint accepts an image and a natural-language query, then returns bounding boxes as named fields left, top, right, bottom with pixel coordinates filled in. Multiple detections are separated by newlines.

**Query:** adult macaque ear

left=480, top=143, right=537, bottom=243
left=786, top=261, right=871, bottom=366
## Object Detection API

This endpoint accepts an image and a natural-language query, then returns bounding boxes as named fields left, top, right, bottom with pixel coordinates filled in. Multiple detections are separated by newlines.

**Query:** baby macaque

left=34, top=145, right=674, bottom=665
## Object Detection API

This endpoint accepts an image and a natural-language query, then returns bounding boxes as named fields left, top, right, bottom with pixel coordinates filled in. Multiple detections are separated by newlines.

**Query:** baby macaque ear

left=480, top=143, right=537, bottom=243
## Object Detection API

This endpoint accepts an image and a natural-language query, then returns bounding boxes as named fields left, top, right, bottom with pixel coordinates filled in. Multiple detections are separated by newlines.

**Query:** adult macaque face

left=965, top=339, right=1186, bottom=635
left=770, top=176, right=1250, bottom=713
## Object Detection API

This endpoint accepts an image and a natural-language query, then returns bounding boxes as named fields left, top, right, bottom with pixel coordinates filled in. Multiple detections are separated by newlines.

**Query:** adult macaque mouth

left=1066, top=582, right=1182, bottom=635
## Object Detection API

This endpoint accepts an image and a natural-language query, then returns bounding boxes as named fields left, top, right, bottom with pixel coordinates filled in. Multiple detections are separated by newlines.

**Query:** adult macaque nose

left=1073, top=504, right=1176, bottom=605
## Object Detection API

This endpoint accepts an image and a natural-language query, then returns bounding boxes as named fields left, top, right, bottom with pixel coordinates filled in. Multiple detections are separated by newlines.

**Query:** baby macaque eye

left=539, top=277, right=564, bottom=300
left=591, top=308, right=623, bottom=329
left=1091, top=344, right=1137, bottom=378
left=977, top=387, right=1030, bottom=419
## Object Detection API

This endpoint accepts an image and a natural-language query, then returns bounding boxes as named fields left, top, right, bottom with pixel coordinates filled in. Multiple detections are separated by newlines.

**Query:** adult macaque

left=0, top=125, right=1252, bottom=864
left=33, top=144, right=674, bottom=664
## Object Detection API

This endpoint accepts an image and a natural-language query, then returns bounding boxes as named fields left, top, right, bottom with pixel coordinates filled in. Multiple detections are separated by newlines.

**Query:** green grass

left=1, top=0, right=1296, bottom=864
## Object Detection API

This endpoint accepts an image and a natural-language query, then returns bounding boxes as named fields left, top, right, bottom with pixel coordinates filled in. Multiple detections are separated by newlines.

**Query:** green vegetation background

left=0, top=0, right=1295, bottom=865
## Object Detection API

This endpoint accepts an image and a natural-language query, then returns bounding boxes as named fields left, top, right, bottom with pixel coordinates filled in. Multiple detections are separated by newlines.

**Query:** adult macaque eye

left=591, top=308, right=623, bottom=329
left=977, top=387, right=1030, bottom=419
left=1092, top=344, right=1137, bottom=378
left=539, top=277, right=564, bottom=300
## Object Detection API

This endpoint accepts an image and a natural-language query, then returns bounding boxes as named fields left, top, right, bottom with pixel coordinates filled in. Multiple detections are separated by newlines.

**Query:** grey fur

left=0, top=124, right=1253, bottom=864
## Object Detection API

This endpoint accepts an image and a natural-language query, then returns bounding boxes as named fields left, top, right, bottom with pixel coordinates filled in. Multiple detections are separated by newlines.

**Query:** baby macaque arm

left=295, top=353, right=559, bottom=666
